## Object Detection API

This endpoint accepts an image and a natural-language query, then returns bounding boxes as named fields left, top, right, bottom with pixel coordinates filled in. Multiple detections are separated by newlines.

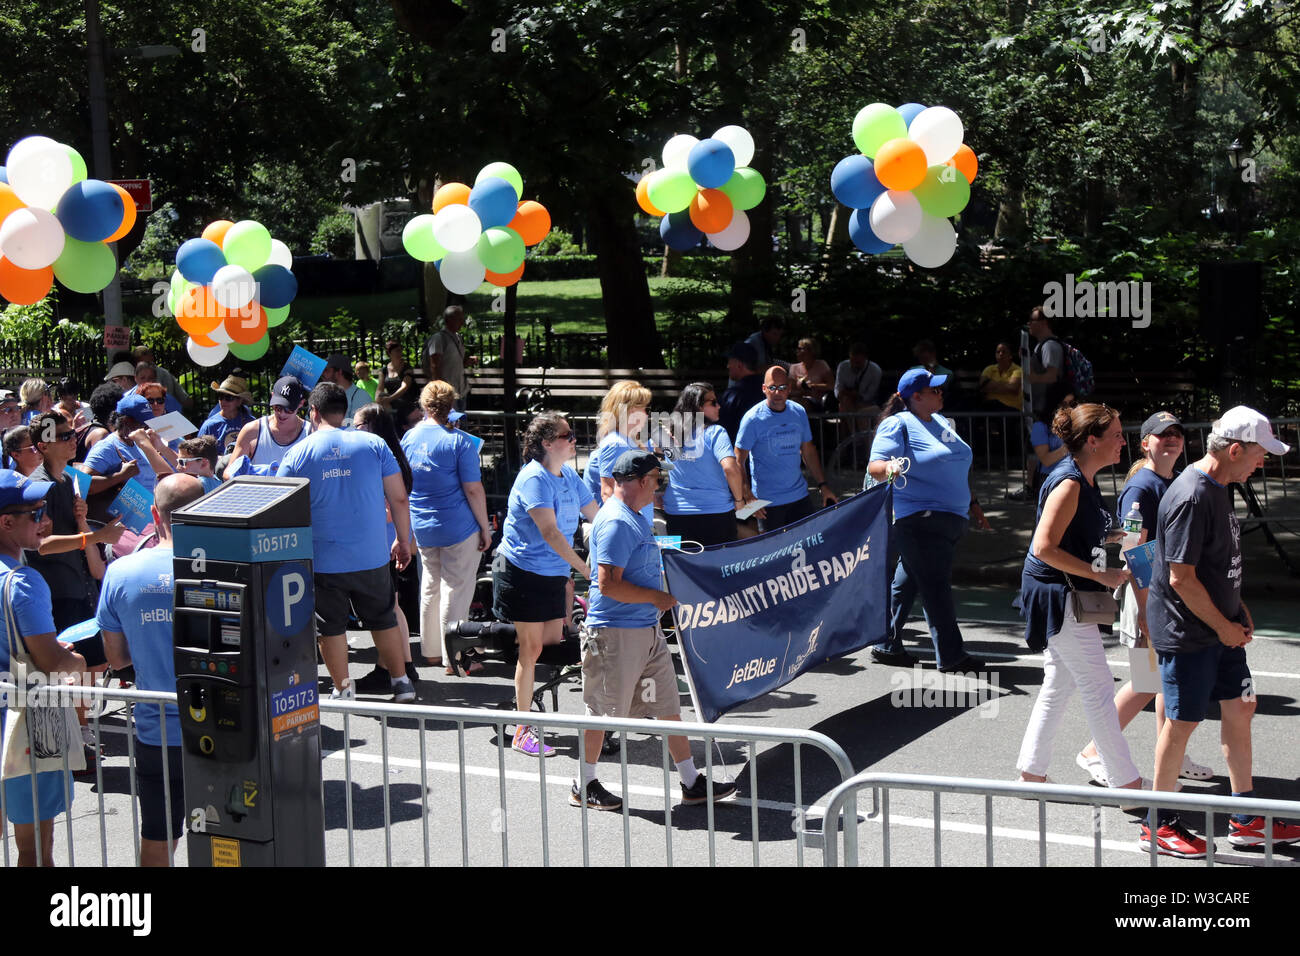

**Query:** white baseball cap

left=1212, top=406, right=1291, bottom=455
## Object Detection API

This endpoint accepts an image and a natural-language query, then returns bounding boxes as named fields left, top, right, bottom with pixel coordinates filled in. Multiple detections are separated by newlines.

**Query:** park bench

left=466, top=367, right=726, bottom=412
left=0, top=367, right=65, bottom=395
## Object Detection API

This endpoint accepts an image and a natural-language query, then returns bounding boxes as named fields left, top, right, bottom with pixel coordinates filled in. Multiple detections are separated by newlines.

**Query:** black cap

left=271, top=376, right=308, bottom=409
left=611, top=449, right=674, bottom=480
left=728, top=342, right=758, bottom=368
left=1140, top=411, right=1182, bottom=439
left=324, top=353, right=349, bottom=371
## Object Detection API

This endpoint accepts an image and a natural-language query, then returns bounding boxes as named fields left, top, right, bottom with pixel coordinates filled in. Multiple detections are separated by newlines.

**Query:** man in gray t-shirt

left=1024, top=307, right=1065, bottom=416
left=424, top=305, right=469, bottom=406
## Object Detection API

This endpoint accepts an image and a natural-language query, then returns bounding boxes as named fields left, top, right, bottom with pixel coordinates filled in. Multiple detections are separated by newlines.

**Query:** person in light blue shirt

left=277, top=383, right=415, bottom=703
left=100, top=473, right=207, bottom=867
left=585, top=379, right=655, bottom=525
left=197, top=375, right=256, bottom=453
left=734, top=366, right=836, bottom=534
left=660, top=382, right=748, bottom=546
left=866, top=368, right=978, bottom=673
left=83, top=393, right=160, bottom=493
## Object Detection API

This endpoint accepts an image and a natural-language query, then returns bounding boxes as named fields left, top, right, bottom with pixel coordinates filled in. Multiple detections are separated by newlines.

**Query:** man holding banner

left=573, top=450, right=739, bottom=812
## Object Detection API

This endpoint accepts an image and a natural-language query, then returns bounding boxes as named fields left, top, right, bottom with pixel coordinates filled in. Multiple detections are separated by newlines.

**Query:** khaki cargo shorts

left=581, top=623, right=681, bottom=720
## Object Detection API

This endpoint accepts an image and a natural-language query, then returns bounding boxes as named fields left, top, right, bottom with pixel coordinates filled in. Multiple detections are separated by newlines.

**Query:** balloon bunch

left=830, top=103, right=977, bottom=268
left=168, top=219, right=298, bottom=367
left=0, top=136, right=136, bottom=305
left=402, top=162, right=551, bottom=294
left=637, top=126, right=766, bottom=252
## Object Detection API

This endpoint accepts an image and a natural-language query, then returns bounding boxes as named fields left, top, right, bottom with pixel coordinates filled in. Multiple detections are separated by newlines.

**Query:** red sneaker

left=1228, top=816, right=1300, bottom=848
left=1139, top=820, right=1208, bottom=859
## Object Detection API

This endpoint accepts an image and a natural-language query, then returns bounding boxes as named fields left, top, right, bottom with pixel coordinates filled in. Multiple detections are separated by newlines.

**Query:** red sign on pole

left=108, top=179, right=152, bottom=213
left=104, top=325, right=131, bottom=353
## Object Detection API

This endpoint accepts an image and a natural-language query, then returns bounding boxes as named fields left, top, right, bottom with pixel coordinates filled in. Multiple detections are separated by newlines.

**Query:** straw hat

left=211, top=375, right=253, bottom=405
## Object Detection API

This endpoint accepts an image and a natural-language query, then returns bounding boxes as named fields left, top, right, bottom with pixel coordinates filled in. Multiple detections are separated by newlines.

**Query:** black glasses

left=3, top=506, right=45, bottom=522
left=48, top=431, right=75, bottom=443
left=218, top=395, right=240, bottom=402
left=765, top=384, right=789, bottom=393
left=147, top=397, right=167, bottom=405
left=552, top=431, right=577, bottom=442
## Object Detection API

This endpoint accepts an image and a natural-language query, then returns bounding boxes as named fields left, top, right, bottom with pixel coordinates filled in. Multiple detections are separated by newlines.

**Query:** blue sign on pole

left=661, top=484, right=892, bottom=722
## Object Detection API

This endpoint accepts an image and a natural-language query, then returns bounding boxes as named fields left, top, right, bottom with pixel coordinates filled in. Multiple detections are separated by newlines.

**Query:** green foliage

left=310, top=211, right=356, bottom=259
left=531, top=228, right=581, bottom=256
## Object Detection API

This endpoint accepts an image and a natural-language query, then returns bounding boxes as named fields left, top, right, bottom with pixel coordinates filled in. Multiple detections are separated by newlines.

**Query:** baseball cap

left=105, top=361, right=136, bottom=381
left=324, top=353, right=349, bottom=372
left=115, top=393, right=155, bottom=422
left=898, top=368, right=948, bottom=400
left=447, top=409, right=465, bottom=423
left=611, top=449, right=674, bottom=480
left=1140, top=411, right=1183, bottom=439
left=0, top=469, right=53, bottom=510
left=727, top=342, right=758, bottom=369
left=1212, top=406, right=1291, bottom=456
left=270, top=376, right=308, bottom=410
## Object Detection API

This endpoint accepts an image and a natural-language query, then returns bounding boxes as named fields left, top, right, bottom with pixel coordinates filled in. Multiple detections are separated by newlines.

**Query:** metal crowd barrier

left=819, top=772, right=1300, bottom=867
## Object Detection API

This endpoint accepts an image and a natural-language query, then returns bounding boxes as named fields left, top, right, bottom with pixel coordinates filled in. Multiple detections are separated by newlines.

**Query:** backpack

left=1043, top=337, right=1095, bottom=397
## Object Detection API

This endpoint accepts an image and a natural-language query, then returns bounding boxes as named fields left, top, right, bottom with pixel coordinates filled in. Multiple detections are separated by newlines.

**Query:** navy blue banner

left=662, top=485, right=891, bottom=722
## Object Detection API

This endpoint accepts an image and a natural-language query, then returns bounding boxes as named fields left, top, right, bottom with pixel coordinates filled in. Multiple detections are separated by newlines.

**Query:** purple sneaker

left=512, top=725, right=555, bottom=758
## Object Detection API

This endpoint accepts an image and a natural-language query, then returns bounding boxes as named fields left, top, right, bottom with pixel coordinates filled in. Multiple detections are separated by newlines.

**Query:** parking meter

left=170, top=477, right=325, bottom=867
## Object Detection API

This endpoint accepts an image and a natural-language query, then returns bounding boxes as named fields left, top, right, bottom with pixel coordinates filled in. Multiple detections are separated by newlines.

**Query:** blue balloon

left=660, top=210, right=703, bottom=251
left=468, top=176, right=518, bottom=230
left=897, top=102, right=927, bottom=128
left=0, top=166, right=7, bottom=184
left=252, top=264, right=298, bottom=309
left=176, top=238, right=227, bottom=285
left=55, top=179, right=124, bottom=242
left=687, top=139, right=736, bottom=189
left=848, top=209, right=893, bottom=254
left=831, top=155, right=887, bottom=210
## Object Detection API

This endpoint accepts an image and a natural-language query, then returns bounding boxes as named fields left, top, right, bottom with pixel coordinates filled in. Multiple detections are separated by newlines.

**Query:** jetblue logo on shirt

left=321, top=444, right=347, bottom=462
left=141, top=607, right=171, bottom=624
left=322, top=467, right=352, bottom=479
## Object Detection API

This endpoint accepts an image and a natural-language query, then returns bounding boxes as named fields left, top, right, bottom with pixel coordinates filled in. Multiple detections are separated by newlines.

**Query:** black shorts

left=315, top=565, right=397, bottom=636
left=492, top=553, right=568, bottom=623
left=664, top=511, right=737, bottom=547
left=757, top=496, right=816, bottom=534
left=136, top=742, right=185, bottom=841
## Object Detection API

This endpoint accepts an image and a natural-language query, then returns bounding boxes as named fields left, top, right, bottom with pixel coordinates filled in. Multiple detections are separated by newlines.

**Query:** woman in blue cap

left=865, top=369, right=981, bottom=673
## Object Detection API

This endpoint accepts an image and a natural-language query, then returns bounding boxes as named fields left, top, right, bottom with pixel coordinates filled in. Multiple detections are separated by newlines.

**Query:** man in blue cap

left=572, top=449, right=738, bottom=812
left=0, top=469, right=88, bottom=865
left=82, top=393, right=163, bottom=495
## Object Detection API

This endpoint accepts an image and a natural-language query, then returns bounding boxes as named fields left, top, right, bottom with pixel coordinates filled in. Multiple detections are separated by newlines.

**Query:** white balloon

left=437, top=248, right=486, bottom=295
left=211, top=264, right=256, bottom=309
left=707, top=209, right=750, bottom=251
left=0, top=207, right=66, bottom=269
left=903, top=214, right=957, bottom=268
left=868, top=191, right=923, bottom=244
left=5, top=136, right=74, bottom=209
left=662, top=134, right=700, bottom=171
left=908, top=106, right=964, bottom=166
left=711, top=126, right=755, bottom=168
left=187, top=337, right=229, bottom=367
left=267, top=238, right=294, bottom=270
left=431, top=205, right=482, bottom=253
left=207, top=320, right=234, bottom=345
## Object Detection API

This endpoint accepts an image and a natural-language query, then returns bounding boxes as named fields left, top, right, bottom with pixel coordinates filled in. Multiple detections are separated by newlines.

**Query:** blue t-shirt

left=277, top=428, right=399, bottom=574
left=401, top=421, right=481, bottom=548
left=198, top=407, right=255, bottom=452
left=735, top=401, right=813, bottom=507
left=83, top=433, right=158, bottom=492
left=590, top=432, right=654, bottom=524
left=95, top=546, right=180, bottom=747
left=499, top=461, right=593, bottom=576
left=663, top=424, right=735, bottom=515
left=199, top=475, right=222, bottom=494
left=585, top=499, right=662, bottom=629
left=870, top=411, right=972, bottom=520
left=1117, top=468, right=1174, bottom=534
left=0, top=553, right=56, bottom=742
left=1030, top=420, right=1065, bottom=474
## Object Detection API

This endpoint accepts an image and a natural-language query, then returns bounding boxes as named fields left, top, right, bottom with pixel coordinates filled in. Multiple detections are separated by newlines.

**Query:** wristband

left=80, top=533, right=87, bottom=551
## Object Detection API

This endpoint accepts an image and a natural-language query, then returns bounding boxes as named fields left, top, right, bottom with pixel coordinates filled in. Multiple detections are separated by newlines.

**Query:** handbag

left=1, top=569, right=86, bottom=779
left=1066, top=574, right=1118, bottom=625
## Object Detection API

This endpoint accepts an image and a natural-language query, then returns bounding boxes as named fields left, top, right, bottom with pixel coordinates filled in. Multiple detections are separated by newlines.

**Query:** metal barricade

left=819, top=772, right=1300, bottom=867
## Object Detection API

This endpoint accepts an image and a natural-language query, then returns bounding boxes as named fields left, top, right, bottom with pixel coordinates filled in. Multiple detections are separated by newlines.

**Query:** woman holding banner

left=866, top=369, right=980, bottom=673
left=659, top=383, right=750, bottom=546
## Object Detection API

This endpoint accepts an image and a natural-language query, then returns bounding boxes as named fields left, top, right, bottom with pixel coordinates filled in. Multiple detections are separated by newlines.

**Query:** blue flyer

left=461, top=431, right=484, bottom=454
left=107, top=478, right=155, bottom=534
left=67, top=467, right=92, bottom=499
left=1122, top=540, right=1159, bottom=590
left=280, top=346, right=328, bottom=388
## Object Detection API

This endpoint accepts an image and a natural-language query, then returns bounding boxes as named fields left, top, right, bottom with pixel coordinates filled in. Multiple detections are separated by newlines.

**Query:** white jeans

left=417, top=533, right=482, bottom=661
left=1017, top=606, right=1142, bottom=786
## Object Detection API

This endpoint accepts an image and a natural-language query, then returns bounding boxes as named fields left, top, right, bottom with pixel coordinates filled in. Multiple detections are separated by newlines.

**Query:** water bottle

left=1121, top=501, right=1143, bottom=554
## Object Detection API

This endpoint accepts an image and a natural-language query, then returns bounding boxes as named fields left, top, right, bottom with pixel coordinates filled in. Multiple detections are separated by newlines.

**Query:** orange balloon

left=175, top=285, right=224, bottom=335
left=508, top=201, right=551, bottom=246
left=485, top=263, right=525, bottom=287
left=432, top=182, right=471, bottom=212
left=104, top=184, right=138, bottom=243
left=945, top=144, right=978, bottom=185
left=873, top=138, right=927, bottom=191
left=0, top=183, right=24, bottom=224
left=0, top=257, right=53, bottom=305
left=225, top=304, right=267, bottom=345
left=688, top=189, right=734, bottom=234
left=190, top=331, right=218, bottom=347
left=202, top=219, right=235, bottom=246
left=636, top=177, right=665, bottom=217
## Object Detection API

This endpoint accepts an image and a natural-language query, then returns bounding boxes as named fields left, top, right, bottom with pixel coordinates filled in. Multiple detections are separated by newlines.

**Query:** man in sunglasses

left=735, top=366, right=838, bottom=533
left=224, top=376, right=312, bottom=479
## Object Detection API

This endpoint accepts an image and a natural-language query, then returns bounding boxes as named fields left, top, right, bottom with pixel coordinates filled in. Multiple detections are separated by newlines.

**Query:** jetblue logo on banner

left=662, top=485, right=891, bottom=722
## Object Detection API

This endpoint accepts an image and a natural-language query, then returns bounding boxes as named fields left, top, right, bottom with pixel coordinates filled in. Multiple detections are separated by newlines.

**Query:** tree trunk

left=589, top=193, right=659, bottom=368
left=994, top=188, right=1026, bottom=241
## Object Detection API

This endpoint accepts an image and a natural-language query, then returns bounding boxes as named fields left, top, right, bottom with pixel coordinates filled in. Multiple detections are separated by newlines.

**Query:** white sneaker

left=329, top=681, right=355, bottom=700
left=1179, top=755, right=1214, bottom=780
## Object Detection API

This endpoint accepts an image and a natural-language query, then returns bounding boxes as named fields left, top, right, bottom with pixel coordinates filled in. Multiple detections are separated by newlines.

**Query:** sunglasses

left=176, top=457, right=206, bottom=468
left=46, top=431, right=75, bottom=443
left=3, top=505, right=45, bottom=522
left=765, top=384, right=789, bottom=393
left=551, top=431, right=577, bottom=442
left=147, top=397, right=167, bottom=405
left=12, top=445, right=38, bottom=454
left=703, top=399, right=719, bottom=407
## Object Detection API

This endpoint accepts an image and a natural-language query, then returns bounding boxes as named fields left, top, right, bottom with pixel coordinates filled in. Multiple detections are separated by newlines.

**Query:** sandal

left=1076, top=751, right=1108, bottom=786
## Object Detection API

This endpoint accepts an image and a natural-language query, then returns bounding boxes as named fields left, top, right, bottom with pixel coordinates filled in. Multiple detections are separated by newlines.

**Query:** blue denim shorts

left=3, top=771, right=69, bottom=825
left=1157, top=643, right=1251, bottom=723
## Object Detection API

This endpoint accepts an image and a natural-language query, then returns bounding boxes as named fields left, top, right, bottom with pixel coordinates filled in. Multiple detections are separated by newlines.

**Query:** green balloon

left=912, top=164, right=971, bottom=219
left=402, top=214, right=446, bottom=262
left=222, top=220, right=272, bottom=271
left=477, top=227, right=526, bottom=273
left=719, top=167, right=766, bottom=211
left=476, top=162, right=523, bottom=200
left=646, top=169, right=697, bottom=214
left=169, top=268, right=186, bottom=294
left=64, top=145, right=87, bottom=185
left=229, top=334, right=271, bottom=361
left=265, top=304, right=290, bottom=328
left=853, top=103, right=908, bottom=159
left=53, top=237, right=117, bottom=293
